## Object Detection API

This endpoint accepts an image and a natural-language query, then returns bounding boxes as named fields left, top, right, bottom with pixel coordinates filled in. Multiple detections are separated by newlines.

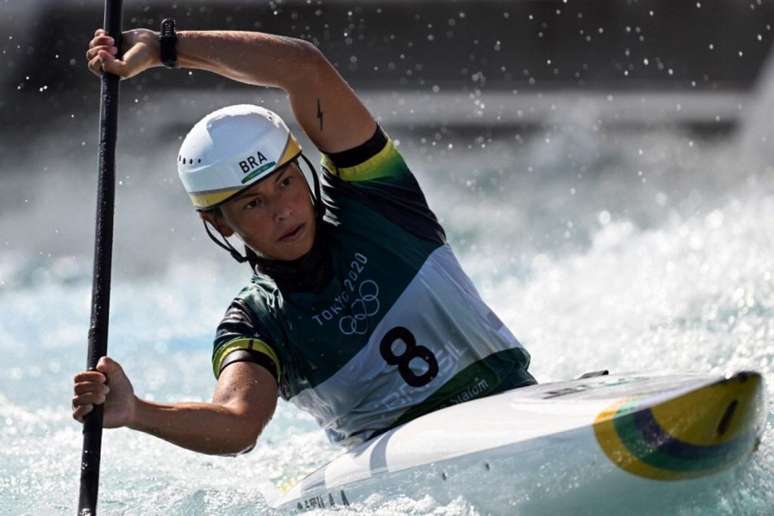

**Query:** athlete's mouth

left=278, top=223, right=305, bottom=242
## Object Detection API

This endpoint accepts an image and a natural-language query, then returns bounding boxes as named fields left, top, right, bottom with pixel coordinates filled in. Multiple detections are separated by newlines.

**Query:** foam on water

left=1, top=94, right=773, bottom=514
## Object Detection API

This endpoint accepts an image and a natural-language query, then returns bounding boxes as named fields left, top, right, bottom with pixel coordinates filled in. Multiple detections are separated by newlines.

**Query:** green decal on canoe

left=612, top=404, right=753, bottom=473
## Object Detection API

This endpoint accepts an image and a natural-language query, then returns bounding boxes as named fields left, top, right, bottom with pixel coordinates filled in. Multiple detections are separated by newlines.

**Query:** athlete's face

left=201, top=161, right=316, bottom=261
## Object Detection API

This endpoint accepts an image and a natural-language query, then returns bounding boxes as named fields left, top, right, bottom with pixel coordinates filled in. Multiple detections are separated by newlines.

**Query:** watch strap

left=159, top=18, right=177, bottom=68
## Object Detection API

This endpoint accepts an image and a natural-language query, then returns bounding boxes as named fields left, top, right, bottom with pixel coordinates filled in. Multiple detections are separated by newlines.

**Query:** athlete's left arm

left=177, top=31, right=377, bottom=154
left=87, top=28, right=376, bottom=154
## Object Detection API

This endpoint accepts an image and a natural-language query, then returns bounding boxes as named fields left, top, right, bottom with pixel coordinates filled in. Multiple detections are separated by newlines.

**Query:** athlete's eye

left=280, top=175, right=293, bottom=188
left=243, top=198, right=263, bottom=210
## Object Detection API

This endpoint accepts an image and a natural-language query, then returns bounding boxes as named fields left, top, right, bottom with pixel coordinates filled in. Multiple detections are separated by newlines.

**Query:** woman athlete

left=72, top=24, right=535, bottom=453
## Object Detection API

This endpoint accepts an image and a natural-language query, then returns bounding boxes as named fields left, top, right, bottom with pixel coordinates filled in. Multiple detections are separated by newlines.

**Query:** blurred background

left=2, top=1, right=774, bottom=514
left=3, top=0, right=774, bottom=277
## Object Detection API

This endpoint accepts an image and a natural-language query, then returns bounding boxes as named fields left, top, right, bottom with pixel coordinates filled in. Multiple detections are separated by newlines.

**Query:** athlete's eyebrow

left=273, top=164, right=293, bottom=183
left=230, top=164, right=294, bottom=203
left=231, top=189, right=262, bottom=202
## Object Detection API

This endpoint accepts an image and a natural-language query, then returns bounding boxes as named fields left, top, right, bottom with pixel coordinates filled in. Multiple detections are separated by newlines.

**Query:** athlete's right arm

left=72, top=356, right=278, bottom=456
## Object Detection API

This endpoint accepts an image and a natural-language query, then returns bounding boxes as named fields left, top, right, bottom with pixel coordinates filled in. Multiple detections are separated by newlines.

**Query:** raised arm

left=87, top=28, right=377, bottom=153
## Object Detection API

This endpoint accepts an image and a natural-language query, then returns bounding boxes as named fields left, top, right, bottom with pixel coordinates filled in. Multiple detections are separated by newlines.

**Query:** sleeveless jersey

left=212, top=127, right=535, bottom=448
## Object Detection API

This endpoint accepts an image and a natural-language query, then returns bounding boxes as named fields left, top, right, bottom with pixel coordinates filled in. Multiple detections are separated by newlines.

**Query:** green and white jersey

left=212, top=127, right=535, bottom=448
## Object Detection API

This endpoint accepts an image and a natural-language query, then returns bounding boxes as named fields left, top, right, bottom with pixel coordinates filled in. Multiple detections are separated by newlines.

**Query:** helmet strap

left=202, top=219, right=249, bottom=263
left=300, top=153, right=326, bottom=220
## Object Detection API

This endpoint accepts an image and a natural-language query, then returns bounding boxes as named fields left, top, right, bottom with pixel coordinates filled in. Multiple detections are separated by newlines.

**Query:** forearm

left=90, top=25, right=374, bottom=151
left=176, top=30, right=321, bottom=90
left=129, top=397, right=261, bottom=455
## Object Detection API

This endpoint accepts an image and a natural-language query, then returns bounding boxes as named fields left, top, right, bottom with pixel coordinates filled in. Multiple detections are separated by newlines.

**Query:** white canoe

left=273, top=371, right=766, bottom=514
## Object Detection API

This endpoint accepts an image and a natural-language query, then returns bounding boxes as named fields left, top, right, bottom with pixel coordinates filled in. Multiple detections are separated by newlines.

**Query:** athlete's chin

left=280, top=245, right=311, bottom=261
left=273, top=233, right=315, bottom=261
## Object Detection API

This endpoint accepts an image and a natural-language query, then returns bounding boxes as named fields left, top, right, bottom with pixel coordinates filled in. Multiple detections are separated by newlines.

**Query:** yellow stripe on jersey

left=321, top=139, right=404, bottom=182
left=212, top=337, right=281, bottom=379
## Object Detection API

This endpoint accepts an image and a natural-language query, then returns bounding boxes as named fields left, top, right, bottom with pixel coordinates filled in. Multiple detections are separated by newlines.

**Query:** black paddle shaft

left=78, top=1, right=123, bottom=515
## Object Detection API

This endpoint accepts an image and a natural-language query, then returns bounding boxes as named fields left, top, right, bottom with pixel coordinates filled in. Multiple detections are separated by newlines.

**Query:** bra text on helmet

left=239, top=150, right=269, bottom=174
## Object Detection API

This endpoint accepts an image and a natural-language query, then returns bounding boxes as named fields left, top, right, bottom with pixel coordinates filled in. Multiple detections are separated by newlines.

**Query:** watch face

left=161, top=18, right=175, bottom=37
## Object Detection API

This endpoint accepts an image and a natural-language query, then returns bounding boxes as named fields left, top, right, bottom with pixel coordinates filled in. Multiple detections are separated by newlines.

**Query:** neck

left=246, top=222, right=332, bottom=293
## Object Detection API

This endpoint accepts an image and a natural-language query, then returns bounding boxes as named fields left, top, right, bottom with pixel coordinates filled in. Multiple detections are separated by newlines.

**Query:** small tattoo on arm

left=316, top=98, right=324, bottom=131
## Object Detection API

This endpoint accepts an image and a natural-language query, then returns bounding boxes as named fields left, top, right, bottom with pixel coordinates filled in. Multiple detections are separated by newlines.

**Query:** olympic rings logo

left=338, top=280, right=380, bottom=335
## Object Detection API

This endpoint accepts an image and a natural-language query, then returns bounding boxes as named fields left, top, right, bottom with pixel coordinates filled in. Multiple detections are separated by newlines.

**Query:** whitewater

left=1, top=83, right=773, bottom=514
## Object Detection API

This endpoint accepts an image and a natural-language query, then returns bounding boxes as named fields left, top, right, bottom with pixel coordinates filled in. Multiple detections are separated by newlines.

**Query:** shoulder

left=212, top=283, right=283, bottom=382
left=216, top=283, right=270, bottom=334
left=214, top=275, right=290, bottom=347
left=320, top=125, right=410, bottom=183
left=317, top=125, right=446, bottom=245
left=226, top=276, right=282, bottom=315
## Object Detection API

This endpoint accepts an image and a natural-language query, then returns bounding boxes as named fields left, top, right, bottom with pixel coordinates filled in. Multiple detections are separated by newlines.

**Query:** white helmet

left=177, top=104, right=302, bottom=210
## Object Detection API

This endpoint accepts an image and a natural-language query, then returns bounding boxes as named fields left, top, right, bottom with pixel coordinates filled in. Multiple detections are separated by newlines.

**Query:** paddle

left=78, top=1, right=123, bottom=514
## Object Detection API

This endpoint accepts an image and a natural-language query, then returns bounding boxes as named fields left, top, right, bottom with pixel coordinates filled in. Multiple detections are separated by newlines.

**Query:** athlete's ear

left=200, top=210, right=235, bottom=237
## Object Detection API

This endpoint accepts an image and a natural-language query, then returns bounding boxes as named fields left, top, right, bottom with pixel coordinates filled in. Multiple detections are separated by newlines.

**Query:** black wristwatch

left=159, top=18, right=177, bottom=68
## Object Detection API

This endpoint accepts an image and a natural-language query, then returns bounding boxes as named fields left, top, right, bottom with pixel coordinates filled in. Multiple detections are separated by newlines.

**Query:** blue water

left=1, top=89, right=773, bottom=514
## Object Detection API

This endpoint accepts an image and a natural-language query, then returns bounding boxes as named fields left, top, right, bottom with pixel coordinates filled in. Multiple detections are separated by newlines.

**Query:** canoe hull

left=275, top=371, right=766, bottom=513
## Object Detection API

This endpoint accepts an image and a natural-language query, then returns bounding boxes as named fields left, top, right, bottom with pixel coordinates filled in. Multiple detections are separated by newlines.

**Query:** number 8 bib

left=379, top=326, right=439, bottom=387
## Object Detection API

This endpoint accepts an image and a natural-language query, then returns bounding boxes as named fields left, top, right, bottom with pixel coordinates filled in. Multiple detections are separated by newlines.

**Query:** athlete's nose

left=274, top=200, right=292, bottom=222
